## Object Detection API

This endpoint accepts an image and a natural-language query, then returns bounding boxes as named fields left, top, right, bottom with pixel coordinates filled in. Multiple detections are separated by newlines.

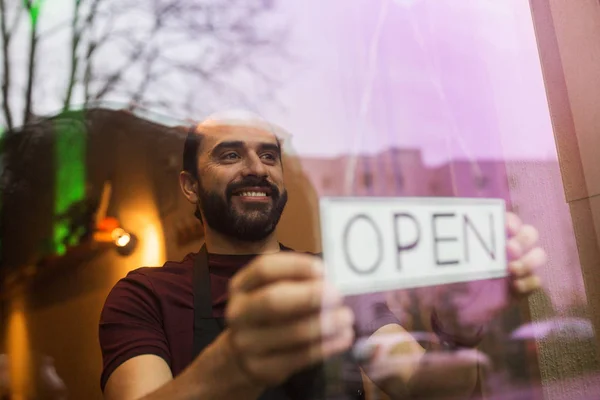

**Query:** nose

left=242, top=152, right=268, bottom=178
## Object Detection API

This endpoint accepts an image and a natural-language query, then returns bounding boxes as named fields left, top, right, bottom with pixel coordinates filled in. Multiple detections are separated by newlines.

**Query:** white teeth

left=240, top=191, right=267, bottom=197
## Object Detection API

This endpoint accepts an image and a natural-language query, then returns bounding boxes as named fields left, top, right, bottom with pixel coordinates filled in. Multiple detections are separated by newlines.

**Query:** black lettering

left=463, top=213, right=496, bottom=262
left=342, top=214, right=383, bottom=275
left=432, top=213, right=460, bottom=266
left=393, top=213, right=421, bottom=270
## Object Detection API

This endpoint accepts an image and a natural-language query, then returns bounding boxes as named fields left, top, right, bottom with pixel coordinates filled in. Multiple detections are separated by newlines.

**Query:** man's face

left=194, top=124, right=287, bottom=242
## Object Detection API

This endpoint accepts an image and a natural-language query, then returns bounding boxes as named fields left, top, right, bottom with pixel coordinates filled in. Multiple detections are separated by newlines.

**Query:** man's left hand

left=506, top=211, right=546, bottom=300
left=386, top=212, right=548, bottom=338
left=434, top=211, right=547, bottom=335
left=364, top=212, right=548, bottom=398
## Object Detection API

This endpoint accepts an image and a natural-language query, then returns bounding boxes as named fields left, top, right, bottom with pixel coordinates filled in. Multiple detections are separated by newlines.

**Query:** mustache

left=225, top=176, right=280, bottom=199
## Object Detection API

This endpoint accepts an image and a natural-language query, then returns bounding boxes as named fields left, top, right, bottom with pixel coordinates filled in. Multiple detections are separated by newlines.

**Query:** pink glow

left=265, top=0, right=557, bottom=165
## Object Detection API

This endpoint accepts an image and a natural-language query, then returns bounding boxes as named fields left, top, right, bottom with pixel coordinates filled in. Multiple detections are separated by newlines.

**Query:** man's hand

left=361, top=212, right=547, bottom=399
left=506, top=212, right=546, bottom=299
left=385, top=212, right=547, bottom=340
left=433, top=211, right=547, bottom=337
left=225, top=252, right=355, bottom=387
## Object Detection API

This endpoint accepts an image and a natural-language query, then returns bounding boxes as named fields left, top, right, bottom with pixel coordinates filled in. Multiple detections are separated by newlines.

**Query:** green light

left=52, top=114, right=86, bottom=255
left=23, top=0, right=45, bottom=27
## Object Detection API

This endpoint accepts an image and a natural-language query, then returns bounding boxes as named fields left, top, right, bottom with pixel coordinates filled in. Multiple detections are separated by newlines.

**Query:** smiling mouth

left=232, top=187, right=272, bottom=198
left=236, top=191, right=268, bottom=197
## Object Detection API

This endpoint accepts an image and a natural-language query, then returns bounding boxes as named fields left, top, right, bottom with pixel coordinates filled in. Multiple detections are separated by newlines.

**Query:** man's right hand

left=224, top=252, right=355, bottom=387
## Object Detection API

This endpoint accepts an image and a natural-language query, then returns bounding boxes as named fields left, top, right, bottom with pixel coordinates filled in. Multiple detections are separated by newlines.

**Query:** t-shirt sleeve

left=99, top=270, right=171, bottom=392
left=345, top=292, right=401, bottom=338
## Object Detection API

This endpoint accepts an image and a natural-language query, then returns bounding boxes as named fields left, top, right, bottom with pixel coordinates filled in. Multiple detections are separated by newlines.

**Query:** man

left=99, top=117, right=545, bottom=400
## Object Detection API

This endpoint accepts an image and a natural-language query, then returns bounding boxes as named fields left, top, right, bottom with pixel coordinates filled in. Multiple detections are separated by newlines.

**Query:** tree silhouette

left=0, top=0, right=289, bottom=131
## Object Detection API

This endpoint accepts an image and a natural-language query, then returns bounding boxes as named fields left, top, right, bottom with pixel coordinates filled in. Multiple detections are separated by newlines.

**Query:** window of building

left=397, top=174, right=405, bottom=190
left=363, top=172, right=373, bottom=188
left=475, top=175, right=489, bottom=189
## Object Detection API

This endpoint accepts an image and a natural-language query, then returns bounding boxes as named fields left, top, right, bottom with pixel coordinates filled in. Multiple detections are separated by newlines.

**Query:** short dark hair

left=182, top=126, right=204, bottom=221
left=182, top=126, right=203, bottom=178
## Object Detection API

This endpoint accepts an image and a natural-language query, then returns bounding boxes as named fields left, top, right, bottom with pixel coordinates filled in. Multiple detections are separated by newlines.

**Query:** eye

left=261, top=153, right=277, bottom=162
left=222, top=152, right=240, bottom=160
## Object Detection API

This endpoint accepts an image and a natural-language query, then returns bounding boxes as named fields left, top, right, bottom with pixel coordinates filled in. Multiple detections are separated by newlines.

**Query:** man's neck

left=203, top=228, right=280, bottom=255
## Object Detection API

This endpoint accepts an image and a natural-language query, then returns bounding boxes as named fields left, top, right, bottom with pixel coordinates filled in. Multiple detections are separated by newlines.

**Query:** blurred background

left=1, top=0, right=600, bottom=399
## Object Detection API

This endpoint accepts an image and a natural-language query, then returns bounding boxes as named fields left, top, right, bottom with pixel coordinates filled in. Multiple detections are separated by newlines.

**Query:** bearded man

left=99, top=117, right=545, bottom=400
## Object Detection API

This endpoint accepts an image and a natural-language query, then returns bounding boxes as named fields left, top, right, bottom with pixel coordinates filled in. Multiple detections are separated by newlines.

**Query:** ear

left=179, top=171, right=198, bottom=204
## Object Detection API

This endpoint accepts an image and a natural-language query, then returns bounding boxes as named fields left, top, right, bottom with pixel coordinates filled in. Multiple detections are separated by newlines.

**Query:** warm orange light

left=111, top=228, right=132, bottom=247
left=111, top=227, right=126, bottom=241
left=93, top=230, right=113, bottom=243
left=6, top=294, right=32, bottom=400
left=111, top=196, right=166, bottom=278
left=98, top=217, right=119, bottom=232
left=116, top=232, right=131, bottom=247
left=140, top=222, right=164, bottom=266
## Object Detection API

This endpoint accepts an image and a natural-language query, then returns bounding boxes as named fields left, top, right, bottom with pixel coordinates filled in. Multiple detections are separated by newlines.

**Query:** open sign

left=319, top=197, right=507, bottom=296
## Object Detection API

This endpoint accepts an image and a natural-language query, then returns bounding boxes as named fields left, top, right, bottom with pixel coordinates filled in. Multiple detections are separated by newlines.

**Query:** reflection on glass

left=0, top=0, right=598, bottom=399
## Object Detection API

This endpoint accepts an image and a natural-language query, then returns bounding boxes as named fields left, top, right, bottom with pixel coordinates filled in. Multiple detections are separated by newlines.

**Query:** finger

left=514, top=224, right=539, bottom=253
left=226, top=280, right=342, bottom=328
left=391, top=350, right=491, bottom=395
left=507, top=225, right=539, bottom=261
left=232, top=306, right=355, bottom=355
left=352, top=342, right=384, bottom=364
left=244, top=326, right=354, bottom=386
left=505, top=212, right=523, bottom=237
left=513, top=274, right=542, bottom=296
left=365, top=349, right=490, bottom=382
left=508, top=247, right=547, bottom=278
left=230, top=253, right=324, bottom=294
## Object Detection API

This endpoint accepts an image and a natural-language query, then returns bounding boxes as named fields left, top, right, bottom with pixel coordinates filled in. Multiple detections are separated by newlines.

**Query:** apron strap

left=191, top=243, right=361, bottom=400
left=191, top=243, right=297, bottom=400
left=193, top=245, right=212, bottom=319
left=192, top=245, right=225, bottom=357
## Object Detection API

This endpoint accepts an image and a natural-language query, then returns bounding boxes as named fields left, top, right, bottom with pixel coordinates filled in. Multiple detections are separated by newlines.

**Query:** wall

left=0, top=110, right=322, bottom=399
left=529, top=0, right=600, bottom=397
left=1, top=111, right=171, bottom=399
left=300, top=148, right=430, bottom=197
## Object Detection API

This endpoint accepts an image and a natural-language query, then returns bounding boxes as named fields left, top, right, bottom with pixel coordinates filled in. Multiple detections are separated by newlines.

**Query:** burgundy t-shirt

left=99, top=251, right=257, bottom=391
left=99, top=251, right=399, bottom=392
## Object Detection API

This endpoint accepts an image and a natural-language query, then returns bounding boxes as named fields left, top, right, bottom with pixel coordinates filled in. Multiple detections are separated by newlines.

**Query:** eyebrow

left=210, top=140, right=281, bottom=157
left=211, top=140, right=244, bottom=155
left=260, top=143, right=282, bottom=157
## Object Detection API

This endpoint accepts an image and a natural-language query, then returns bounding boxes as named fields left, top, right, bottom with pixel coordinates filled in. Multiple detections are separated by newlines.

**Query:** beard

left=197, top=176, right=288, bottom=242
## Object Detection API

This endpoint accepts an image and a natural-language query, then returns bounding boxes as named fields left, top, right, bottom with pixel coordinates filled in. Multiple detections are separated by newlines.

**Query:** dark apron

left=192, top=244, right=365, bottom=400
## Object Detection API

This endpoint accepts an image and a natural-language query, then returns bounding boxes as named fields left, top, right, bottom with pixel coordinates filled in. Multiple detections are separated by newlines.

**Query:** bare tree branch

left=3, top=0, right=290, bottom=127
left=167, top=61, right=258, bottom=112
left=22, top=1, right=39, bottom=124
left=85, top=0, right=289, bottom=115
left=142, top=0, right=290, bottom=114
left=0, top=0, right=15, bottom=130
left=84, top=0, right=103, bottom=31
left=90, top=2, right=173, bottom=101
left=127, top=50, right=158, bottom=111
left=82, top=0, right=114, bottom=105
left=91, top=44, right=147, bottom=101
left=63, top=0, right=85, bottom=111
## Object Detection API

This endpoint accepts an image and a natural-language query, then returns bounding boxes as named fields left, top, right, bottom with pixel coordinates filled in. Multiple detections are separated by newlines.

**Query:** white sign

left=319, top=197, right=507, bottom=296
